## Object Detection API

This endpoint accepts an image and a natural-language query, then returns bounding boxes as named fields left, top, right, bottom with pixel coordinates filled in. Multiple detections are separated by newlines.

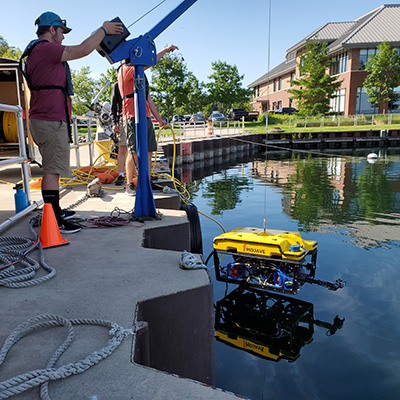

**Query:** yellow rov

left=213, top=227, right=317, bottom=263
left=212, top=227, right=343, bottom=295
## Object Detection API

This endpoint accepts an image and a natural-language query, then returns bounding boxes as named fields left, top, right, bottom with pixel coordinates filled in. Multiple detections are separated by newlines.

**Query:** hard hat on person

left=35, top=12, right=72, bottom=34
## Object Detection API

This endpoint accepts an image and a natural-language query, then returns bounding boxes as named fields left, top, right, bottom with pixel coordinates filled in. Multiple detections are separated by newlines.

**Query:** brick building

left=248, top=4, right=400, bottom=116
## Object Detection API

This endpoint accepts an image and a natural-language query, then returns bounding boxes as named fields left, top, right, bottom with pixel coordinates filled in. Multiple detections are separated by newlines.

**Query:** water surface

left=183, top=149, right=400, bottom=400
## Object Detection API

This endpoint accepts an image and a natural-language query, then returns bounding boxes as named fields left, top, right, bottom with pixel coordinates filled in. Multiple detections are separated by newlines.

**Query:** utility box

left=0, top=57, right=40, bottom=163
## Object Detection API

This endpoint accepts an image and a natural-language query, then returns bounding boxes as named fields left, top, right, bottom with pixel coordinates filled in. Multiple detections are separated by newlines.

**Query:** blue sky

left=1, top=0, right=388, bottom=87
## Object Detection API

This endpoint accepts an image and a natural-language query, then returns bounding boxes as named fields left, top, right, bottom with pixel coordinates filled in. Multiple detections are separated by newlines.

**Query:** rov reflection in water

left=215, top=286, right=345, bottom=363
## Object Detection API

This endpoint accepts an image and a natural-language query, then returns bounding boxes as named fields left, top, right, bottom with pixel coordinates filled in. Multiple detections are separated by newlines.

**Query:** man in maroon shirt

left=24, top=12, right=123, bottom=233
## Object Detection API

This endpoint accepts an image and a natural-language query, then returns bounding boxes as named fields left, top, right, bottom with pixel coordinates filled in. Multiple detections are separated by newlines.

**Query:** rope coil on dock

left=0, top=314, right=134, bottom=399
left=0, top=219, right=56, bottom=288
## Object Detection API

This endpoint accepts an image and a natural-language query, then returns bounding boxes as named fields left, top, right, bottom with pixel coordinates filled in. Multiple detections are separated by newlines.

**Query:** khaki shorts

left=115, top=120, right=127, bottom=147
left=29, top=119, right=71, bottom=177
left=125, top=117, right=157, bottom=153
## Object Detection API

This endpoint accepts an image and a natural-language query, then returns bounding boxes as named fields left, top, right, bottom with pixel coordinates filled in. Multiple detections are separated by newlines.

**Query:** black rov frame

left=215, top=285, right=345, bottom=362
left=213, top=247, right=344, bottom=295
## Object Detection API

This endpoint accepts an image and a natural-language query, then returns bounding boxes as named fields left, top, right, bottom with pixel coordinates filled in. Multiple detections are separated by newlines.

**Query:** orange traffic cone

left=40, top=203, right=70, bottom=248
left=207, top=121, right=213, bottom=135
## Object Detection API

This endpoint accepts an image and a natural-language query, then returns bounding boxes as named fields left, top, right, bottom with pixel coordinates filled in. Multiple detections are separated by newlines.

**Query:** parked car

left=227, top=108, right=259, bottom=121
left=208, top=111, right=226, bottom=123
left=171, top=115, right=186, bottom=124
left=184, top=115, right=191, bottom=122
left=189, top=112, right=206, bottom=124
left=269, top=107, right=298, bottom=115
left=150, top=116, right=168, bottom=124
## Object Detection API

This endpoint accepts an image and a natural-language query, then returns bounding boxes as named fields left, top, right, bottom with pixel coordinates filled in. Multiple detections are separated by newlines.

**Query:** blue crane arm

left=148, top=0, right=197, bottom=40
left=108, top=0, right=197, bottom=65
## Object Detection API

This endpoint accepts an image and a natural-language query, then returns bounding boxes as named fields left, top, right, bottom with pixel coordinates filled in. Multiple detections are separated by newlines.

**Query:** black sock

left=42, top=190, right=62, bottom=223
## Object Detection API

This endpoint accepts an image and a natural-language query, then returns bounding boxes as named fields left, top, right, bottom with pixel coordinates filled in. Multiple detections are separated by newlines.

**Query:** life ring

left=181, top=203, right=203, bottom=255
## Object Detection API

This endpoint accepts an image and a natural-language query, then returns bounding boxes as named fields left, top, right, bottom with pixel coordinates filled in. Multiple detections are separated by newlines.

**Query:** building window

left=389, top=85, right=400, bottom=113
left=330, top=89, right=346, bottom=114
left=273, top=79, right=277, bottom=92
left=272, top=101, right=277, bottom=110
left=359, top=47, right=400, bottom=70
left=290, top=72, right=295, bottom=86
left=359, top=48, right=378, bottom=70
left=355, top=87, right=377, bottom=114
left=278, top=77, right=282, bottom=90
left=289, top=99, right=293, bottom=108
left=278, top=101, right=282, bottom=109
left=286, top=51, right=296, bottom=62
left=330, top=53, right=348, bottom=75
left=339, top=53, right=348, bottom=73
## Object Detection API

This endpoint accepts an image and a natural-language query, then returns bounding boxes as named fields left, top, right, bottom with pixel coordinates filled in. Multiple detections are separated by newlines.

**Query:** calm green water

left=184, top=148, right=400, bottom=400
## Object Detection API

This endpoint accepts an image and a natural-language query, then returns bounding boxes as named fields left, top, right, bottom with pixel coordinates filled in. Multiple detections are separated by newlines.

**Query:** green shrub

left=258, top=113, right=266, bottom=123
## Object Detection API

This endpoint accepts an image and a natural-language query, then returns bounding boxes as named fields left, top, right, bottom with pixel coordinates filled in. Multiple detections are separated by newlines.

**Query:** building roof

left=248, top=58, right=296, bottom=88
left=335, top=4, right=400, bottom=48
left=286, top=21, right=357, bottom=55
left=248, top=4, right=400, bottom=88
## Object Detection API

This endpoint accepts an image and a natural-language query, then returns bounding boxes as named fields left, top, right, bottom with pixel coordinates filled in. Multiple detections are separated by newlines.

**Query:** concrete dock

left=0, top=159, right=242, bottom=399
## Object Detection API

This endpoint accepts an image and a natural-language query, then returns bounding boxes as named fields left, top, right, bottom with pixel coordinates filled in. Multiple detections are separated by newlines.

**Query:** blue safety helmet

left=35, top=11, right=72, bottom=34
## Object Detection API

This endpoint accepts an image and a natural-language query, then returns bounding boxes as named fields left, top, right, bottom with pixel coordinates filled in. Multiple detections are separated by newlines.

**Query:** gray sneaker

left=125, top=183, right=136, bottom=196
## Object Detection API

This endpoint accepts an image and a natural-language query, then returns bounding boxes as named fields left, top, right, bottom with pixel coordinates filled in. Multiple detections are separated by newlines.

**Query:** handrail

left=0, top=104, right=31, bottom=201
left=0, top=103, right=37, bottom=232
left=0, top=104, right=97, bottom=232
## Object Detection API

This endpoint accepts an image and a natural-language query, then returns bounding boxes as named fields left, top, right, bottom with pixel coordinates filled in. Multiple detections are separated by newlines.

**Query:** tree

left=183, top=72, right=206, bottom=115
left=288, top=40, right=342, bottom=116
left=98, top=67, right=118, bottom=104
left=283, top=155, right=337, bottom=231
left=71, top=67, right=99, bottom=116
left=363, top=41, right=400, bottom=113
left=202, top=172, right=251, bottom=215
left=150, top=53, right=191, bottom=119
left=205, top=61, right=252, bottom=113
left=0, top=35, right=21, bottom=60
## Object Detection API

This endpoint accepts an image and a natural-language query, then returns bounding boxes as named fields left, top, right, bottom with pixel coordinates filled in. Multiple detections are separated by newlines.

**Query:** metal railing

left=288, top=113, right=400, bottom=129
left=70, top=115, right=97, bottom=168
left=0, top=104, right=42, bottom=232
left=0, top=105, right=98, bottom=232
left=157, top=120, right=243, bottom=142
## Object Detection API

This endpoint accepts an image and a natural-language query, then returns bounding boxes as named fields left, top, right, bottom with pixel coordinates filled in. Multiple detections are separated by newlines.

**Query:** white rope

left=0, top=218, right=56, bottom=288
left=0, top=314, right=134, bottom=399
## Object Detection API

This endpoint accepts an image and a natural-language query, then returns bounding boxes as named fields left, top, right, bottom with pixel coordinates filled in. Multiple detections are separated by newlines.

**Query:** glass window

left=339, top=53, right=348, bottom=73
left=330, top=53, right=348, bottom=75
left=290, top=72, right=295, bottom=87
left=389, top=85, right=400, bottom=113
left=330, top=89, right=346, bottom=114
left=359, top=48, right=377, bottom=70
left=273, top=79, right=276, bottom=92
left=355, top=87, right=377, bottom=114
left=286, top=51, right=296, bottom=62
left=278, top=78, right=282, bottom=90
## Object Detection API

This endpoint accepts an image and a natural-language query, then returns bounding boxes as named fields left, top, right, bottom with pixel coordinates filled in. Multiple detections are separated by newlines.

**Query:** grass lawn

left=243, top=120, right=400, bottom=135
